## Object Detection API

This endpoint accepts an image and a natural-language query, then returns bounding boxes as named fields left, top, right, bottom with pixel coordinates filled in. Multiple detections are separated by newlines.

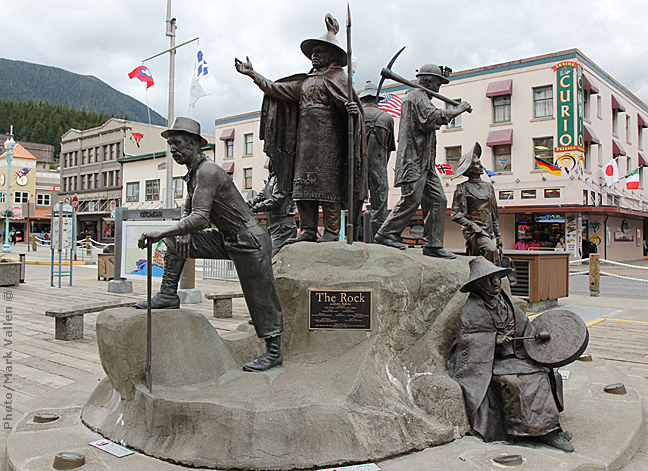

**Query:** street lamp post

left=3, top=130, right=15, bottom=253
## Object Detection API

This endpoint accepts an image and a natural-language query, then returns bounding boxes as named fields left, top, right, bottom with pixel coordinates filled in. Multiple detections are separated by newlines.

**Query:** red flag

left=131, top=132, right=144, bottom=144
left=435, top=163, right=454, bottom=175
left=128, top=66, right=154, bottom=89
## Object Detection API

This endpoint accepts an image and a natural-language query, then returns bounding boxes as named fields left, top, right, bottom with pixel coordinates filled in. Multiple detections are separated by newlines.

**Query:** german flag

left=534, top=157, right=561, bottom=176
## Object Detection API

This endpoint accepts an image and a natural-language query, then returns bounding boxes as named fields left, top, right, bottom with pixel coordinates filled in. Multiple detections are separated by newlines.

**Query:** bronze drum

left=523, top=309, right=589, bottom=368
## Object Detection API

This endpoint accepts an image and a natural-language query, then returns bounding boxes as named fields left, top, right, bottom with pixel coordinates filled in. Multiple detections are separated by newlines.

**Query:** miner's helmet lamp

left=415, top=63, right=451, bottom=84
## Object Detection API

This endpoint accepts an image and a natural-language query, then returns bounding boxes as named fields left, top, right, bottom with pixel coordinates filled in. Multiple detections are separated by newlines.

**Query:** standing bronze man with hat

left=451, top=142, right=502, bottom=265
left=374, top=64, right=470, bottom=258
left=359, top=82, right=396, bottom=241
left=235, top=13, right=366, bottom=243
left=136, top=117, right=284, bottom=372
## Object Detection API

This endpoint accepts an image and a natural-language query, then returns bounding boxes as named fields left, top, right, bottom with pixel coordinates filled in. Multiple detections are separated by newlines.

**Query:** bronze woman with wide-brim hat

left=451, top=141, right=503, bottom=266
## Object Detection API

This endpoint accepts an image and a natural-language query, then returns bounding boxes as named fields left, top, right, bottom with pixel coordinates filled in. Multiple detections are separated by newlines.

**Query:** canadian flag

left=603, top=158, right=619, bottom=186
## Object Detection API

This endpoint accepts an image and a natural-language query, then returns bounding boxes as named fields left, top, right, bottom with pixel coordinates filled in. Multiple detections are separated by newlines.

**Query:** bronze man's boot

left=242, top=335, right=283, bottom=372
left=135, top=249, right=185, bottom=309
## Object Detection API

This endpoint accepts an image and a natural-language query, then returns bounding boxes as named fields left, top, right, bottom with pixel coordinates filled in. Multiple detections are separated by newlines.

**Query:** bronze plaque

left=309, top=289, right=372, bottom=330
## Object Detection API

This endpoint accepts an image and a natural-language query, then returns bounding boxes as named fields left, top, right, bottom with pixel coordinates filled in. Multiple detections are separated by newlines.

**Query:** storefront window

left=515, top=214, right=565, bottom=250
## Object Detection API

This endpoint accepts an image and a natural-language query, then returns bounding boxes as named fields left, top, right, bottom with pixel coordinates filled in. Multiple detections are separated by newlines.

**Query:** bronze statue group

left=137, top=13, right=575, bottom=453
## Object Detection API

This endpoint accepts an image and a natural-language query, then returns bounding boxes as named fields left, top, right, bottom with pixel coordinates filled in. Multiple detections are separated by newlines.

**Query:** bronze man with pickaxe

left=374, top=63, right=471, bottom=258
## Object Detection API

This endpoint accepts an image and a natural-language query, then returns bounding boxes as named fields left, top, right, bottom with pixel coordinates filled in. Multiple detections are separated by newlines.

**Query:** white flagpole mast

left=165, top=0, right=176, bottom=210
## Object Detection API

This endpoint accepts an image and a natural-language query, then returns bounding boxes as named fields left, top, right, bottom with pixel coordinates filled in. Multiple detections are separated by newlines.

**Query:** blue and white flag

left=189, top=77, right=209, bottom=108
left=195, top=47, right=210, bottom=81
left=189, top=44, right=211, bottom=108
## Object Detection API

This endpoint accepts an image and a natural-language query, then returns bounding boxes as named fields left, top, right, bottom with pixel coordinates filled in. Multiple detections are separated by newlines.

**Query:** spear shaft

left=346, top=3, right=354, bottom=245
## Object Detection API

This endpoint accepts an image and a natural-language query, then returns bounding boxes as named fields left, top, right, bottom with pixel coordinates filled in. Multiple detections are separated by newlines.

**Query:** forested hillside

left=0, top=100, right=118, bottom=157
left=0, top=58, right=166, bottom=126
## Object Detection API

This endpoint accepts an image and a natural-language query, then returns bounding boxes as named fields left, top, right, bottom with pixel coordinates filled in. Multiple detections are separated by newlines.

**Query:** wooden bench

left=45, top=300, right=138, bottom=340
left=205, top=293, right=245, bottom=318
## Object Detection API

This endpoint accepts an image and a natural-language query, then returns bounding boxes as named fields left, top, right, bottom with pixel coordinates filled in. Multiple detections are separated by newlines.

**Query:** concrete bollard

left=589, top=253, right=600, bottom=297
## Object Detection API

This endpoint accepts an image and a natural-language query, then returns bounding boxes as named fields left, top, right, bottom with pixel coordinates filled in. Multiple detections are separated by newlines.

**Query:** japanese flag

left=603, top=158, right=619, bottom=186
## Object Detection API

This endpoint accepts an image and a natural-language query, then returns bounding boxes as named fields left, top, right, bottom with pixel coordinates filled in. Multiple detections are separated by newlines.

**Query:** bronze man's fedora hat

left=460, top=256, right=512, bottom=293
left=301, top=13, right=347, bottom=67
left=161, top=117, right=208, bottom=147
left=452, top=142, right=482, bottom=180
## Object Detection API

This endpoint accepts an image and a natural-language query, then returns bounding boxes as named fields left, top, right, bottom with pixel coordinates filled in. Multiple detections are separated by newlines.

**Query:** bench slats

left=45, top=301, right=138, bottom=318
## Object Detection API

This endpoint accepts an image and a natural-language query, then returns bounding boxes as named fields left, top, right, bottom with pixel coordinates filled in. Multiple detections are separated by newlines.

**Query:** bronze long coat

left=447, top=291, right=559, bottom=441
left=255, top=64, right=366, bottom=204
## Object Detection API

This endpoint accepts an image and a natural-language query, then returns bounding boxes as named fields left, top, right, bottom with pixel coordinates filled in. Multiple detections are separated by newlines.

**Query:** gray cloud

left=1, top=0, right=646, bottom=134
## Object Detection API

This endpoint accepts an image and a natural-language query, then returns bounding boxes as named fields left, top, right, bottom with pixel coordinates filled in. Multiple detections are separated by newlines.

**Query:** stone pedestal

left=107, top=278, right=133, bottom=293
left=83, top=242, right=474, bottom=470
left=177, top=287, right=202, bottom=304
left=55, top=315, right=83, bottom=340
left=0, top=261, right=21, bottom=286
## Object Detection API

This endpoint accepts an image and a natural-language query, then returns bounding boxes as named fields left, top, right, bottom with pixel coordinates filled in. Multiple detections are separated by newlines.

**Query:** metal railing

left=203, top=259, right=239, bottom=282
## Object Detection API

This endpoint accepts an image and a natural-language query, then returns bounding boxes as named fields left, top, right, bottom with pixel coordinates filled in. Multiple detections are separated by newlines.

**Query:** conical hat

left=452, top=142, right=482, bottom=180
left=460, top=256, right=512, bottom=293
left=300, top=14, right=347, bottom=67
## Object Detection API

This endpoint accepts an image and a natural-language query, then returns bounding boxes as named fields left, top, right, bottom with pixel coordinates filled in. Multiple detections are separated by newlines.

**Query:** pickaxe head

left=376, top=46, right=406, bottom=98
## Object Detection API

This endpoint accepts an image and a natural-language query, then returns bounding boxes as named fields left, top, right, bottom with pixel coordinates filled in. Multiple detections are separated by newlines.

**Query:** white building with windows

left=0, top=142, right=60, bottom=239
left=213, top=49, right=648, bottom=261
left=118, top=144, right=216, bottom=211
left=214, top=112, right=266, bottom=199
left=60, top=118, right=217, bottom=240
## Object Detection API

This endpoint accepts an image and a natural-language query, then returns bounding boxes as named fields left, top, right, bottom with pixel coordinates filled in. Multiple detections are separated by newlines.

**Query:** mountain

left=0, top=58, right=167, bottom=126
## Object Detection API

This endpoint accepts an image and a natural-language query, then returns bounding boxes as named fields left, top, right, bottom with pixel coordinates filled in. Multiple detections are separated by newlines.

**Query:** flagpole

left=165, top=0, right=176, bottom=210
left=501, top=178, right=521, bottom=209
left=585, top=162, right=608, bottom=182
left=142, top=37, right=199, bottom=63
left=144, top=87, right=158, bottom=178
left=558, top=175, right=575, bottom=207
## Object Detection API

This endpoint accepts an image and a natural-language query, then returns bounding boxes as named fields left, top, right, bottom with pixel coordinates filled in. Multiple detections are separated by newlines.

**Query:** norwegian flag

left=128, top=65, right=154, bottom=89
left=130, top=132, right=144, bottom=147
left=15, top=167, right=30, bottom=179
left=378, top=93, right=402, bottom=118
left=435, top=163, right=454, bottom=175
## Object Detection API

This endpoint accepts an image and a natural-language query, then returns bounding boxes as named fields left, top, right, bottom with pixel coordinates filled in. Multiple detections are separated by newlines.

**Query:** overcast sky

left=3, top=0, right=648, bottom=135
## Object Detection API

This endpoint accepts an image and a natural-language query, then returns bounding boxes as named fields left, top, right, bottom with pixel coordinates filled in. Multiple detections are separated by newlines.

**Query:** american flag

left=378, top=93, right=402, bottom=118
left=435, top=163, right=453, bottom=175
left=15, top=167, right=30, bottom=179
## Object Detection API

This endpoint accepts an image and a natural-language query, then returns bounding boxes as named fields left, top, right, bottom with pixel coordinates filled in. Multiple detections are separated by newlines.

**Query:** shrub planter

left=0, top=262, right=21, bottom=286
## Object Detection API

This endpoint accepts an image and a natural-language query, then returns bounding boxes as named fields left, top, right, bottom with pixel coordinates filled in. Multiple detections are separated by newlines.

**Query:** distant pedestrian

left=10, top=229, right=16, bottom=245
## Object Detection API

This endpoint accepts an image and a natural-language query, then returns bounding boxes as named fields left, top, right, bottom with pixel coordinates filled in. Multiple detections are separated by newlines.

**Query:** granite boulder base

left=82, top=242, right=473, bottom=470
